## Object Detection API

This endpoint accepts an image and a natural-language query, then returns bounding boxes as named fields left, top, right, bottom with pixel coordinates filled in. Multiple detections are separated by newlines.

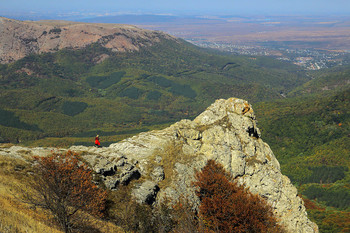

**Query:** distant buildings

left=188, top=40, right=349, bottom=70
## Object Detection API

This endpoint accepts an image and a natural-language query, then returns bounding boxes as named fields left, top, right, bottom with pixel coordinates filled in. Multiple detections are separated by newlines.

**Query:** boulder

left=132, top=181, right=160, bottom=205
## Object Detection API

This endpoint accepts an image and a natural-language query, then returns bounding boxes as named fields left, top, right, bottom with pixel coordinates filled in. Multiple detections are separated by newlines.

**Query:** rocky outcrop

left=0, top=97, right=318, bottom=232
left=132, top=181, right=160, bottom=205
left=0, top=17, right=176, bottom=64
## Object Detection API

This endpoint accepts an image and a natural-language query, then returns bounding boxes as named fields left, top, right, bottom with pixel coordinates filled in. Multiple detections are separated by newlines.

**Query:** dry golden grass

left=0, top=155, right=123, bottom=233
left=0, top=195, right=62, bottom=233
left=159, top=141, right=184, bottom=187
left=156, top=140, right=196, bottom=189
left=0, top=155, right=61, bottom=233
left=0, top=143, right=15, bottom=148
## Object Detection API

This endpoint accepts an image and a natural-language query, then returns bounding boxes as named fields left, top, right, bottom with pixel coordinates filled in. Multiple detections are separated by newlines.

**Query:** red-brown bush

left=194, top=160, right=283, bottom=233
left=26, top=151, right=107, bottom=233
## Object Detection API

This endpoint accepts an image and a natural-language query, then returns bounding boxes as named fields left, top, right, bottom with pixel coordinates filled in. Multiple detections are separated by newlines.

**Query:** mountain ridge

left=0, top=16, right=176, bottom=64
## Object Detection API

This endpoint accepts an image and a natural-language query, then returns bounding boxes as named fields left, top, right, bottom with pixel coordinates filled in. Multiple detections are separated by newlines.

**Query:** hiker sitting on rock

left=95, top=135, right=102, bottom=148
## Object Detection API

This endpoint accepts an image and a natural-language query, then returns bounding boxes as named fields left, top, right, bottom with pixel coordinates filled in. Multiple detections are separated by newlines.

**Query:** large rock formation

left=0, top=98, right=318, bottom=232
left=0, top=17, right=175, bottom=64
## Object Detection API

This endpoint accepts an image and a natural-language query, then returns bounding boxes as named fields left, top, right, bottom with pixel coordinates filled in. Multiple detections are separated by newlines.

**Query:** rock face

left=0, top=17, right=176, bottom=64
left=0, top=98, right=318, bottom=232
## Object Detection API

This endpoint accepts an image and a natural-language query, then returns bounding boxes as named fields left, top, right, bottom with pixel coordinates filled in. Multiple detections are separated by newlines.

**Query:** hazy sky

left=1, top=0, right=350, bottom=15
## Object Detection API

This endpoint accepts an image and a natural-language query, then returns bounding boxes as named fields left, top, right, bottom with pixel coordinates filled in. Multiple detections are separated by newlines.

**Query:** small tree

left=25, top=151, right=107, bottom=233
left=194, top=160, right=283, bottom=233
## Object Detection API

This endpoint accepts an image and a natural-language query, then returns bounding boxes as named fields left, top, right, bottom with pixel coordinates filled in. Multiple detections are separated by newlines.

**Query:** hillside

left=288, top=64, right=350, bottom=97
left=255, top=66, right=350, bottom=232
left=0, top=17, right=308, bottom=145
left=0, top=17, right=175, bottom=64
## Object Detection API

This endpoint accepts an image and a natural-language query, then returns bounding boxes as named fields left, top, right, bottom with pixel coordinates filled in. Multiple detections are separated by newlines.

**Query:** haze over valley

left=81, top=14, right=350, bottom=70
left=3, top=10, right=350, bottom=70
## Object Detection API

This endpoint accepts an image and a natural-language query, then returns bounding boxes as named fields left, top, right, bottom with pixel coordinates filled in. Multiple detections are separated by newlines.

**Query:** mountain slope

left=288, top=64, right=350, bottom=97
left=255, top=70, right=350, bottom=232
left=0, top=18, right=309, bottom=144
left=0, top=17, right=174, bottom=64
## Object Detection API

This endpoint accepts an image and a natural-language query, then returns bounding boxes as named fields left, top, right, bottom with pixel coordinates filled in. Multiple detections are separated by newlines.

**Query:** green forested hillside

left=288, top=64, right=350, bottom=97
left=255, top=72, right=350, bottom=232
left=0, top=38, right=307, bottom=145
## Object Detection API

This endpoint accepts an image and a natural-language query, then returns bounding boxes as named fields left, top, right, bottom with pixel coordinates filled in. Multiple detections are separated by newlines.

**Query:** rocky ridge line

left=0, top=98, right=318, bottom=232
left=0, top=17, right=176, bottom=64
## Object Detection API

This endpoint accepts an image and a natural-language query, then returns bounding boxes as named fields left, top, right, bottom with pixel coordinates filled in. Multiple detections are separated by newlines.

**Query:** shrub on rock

left=194, top=160, right=283, bottom=233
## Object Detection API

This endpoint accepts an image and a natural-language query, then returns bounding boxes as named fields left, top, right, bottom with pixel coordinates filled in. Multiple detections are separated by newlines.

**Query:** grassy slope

left=255, top=66, right=350, bottom=232
left=0, top=38, right=307, bottom=145
left=0, top=154, right=62, bottom=233
left=0, top=147, right=123, bottom=232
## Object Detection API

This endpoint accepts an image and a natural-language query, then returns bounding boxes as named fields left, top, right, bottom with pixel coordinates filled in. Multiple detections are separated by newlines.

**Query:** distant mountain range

left=0, top=16, right=176, bottom=64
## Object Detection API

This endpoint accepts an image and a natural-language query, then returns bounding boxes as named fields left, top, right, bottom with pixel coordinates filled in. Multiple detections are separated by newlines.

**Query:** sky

left=1, top=0, right=350, bottom=16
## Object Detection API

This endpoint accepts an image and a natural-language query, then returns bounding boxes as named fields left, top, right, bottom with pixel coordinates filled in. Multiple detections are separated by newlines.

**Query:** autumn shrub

left=106, top=185, right=161, bottom=233
left=168, top=196, right=204, bottom=233
left=194, top=160, right=283, bottom=233
left=106, top=185, right=199, bottom=233
left=24, top=151, right=107, bottom=233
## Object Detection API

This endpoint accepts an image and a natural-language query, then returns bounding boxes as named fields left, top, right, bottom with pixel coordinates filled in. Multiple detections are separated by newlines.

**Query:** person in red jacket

left=95, top=135, right=101, bottom=148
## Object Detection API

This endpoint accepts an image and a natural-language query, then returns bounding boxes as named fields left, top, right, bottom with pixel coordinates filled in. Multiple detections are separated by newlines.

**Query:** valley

left=0, top=17, right=309, bottom=145
left=0, top=16, right=349, bottom=232
left=83, top=14, right=350, bottom=71
left=123, top=15, right=350, bottom=50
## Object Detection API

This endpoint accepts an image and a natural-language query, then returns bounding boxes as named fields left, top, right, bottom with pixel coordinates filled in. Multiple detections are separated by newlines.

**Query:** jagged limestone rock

left=132, top=181, right=160, bottom=205
left=120, top=168, right=141, bottom=185
left=105, top=176, right=120, bottom=190
left=151, top=166, right=165, bottom=182
left=107, top=97, right=318, bottom=232
left=0, top=97, right=318, bottom=232
left=94, top=159, right=117, bottom=176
